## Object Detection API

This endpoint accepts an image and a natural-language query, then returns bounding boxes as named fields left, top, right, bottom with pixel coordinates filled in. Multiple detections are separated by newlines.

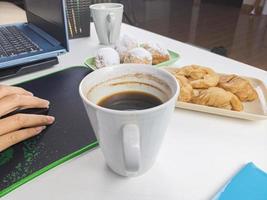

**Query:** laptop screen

left=25, top=0, right=69, bottom=51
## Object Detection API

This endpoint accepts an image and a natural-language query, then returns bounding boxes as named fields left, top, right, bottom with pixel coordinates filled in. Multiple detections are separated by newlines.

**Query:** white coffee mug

left=90, top=3, right=123, bottom=45
left=79, top=65, right=179, bottom=176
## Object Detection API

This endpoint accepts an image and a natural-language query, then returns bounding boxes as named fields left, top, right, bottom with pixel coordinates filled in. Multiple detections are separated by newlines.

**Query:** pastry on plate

left=165, top=68, right=193, bottom=102
left=95, top=47, right=120, bottom=68
left=218, top=74, right=258, bottom=102
left=123, top=47, right=152, bottom=65
left=115, top=34, right=138, bottom=62
left=178, top=65, right=219, bottom=89
left=191, top=87, right=244, bottom=111
left=141, top=42, right=170, bottom=65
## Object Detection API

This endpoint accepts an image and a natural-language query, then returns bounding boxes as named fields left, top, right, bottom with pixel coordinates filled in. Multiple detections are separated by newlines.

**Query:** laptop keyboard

left=0, top=26, right=41, bottom=58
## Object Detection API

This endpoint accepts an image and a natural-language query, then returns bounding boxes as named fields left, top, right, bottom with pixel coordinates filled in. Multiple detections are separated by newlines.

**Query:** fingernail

left=47, top=116, right=55, bottom=123
left=43, top=101, right=50, bottom=108
left=45, top=101, right=50, bottom=108
left=27, top=92, right=34, bottom=96
left=36, top=126, right=46, bottom=134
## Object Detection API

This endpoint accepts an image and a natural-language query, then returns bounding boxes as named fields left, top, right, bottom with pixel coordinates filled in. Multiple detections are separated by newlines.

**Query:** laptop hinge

left=27, top=24, right=61, bottom=46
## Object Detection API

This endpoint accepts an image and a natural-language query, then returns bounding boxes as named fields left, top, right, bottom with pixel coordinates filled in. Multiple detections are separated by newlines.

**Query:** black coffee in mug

left=97, top=91, right=163, bottom=111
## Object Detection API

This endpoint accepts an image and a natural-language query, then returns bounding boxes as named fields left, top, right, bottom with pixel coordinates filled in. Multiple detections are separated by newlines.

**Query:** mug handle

left=106, top=12, right=116, bottom=44
left=122, top=124, right=141, bottom=173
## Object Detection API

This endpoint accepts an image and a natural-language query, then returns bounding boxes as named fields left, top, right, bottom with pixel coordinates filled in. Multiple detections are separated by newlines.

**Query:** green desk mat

left=0, top=66, right=98, bottom=197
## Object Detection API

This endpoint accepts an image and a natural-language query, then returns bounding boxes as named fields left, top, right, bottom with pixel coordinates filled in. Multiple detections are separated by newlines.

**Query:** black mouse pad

left=0, top=67, right=98, bottom=197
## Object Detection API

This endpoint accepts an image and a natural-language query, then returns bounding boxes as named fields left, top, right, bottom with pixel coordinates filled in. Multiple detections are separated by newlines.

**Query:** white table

left=0, top=2, right=27, bottom=25
left=2, top=23, right=267, bottom=200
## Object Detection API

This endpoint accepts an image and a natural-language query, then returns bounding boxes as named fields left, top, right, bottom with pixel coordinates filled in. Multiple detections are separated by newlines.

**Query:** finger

left=0, top=85, right=33, bottom=99
left=0, top=94, right=50, bottom=117
left=0, top=126, right=46, bottom=152
left=0, top=114, right=55, bottom=136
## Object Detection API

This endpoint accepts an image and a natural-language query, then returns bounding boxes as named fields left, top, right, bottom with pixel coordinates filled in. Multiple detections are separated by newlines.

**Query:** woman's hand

left=0, top=85, right=55, bottom=152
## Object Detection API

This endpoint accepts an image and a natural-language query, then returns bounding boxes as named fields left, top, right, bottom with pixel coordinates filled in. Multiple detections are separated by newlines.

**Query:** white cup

left=79, top=64, right=179, bottom=176
left=90, top=3, right=123, bottom=45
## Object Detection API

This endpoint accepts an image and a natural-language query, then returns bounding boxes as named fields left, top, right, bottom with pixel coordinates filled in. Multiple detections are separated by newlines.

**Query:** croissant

left=165, top=68, right=193, bottom=102
left=177, top=65, right=219, bottom=89
left=218, top=75, right=258, bottom=102
left=191, top=87, right=244, bottom=111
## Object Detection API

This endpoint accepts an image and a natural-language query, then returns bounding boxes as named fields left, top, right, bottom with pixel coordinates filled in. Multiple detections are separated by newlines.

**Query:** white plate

left=175, top=74, right=267, bottom=120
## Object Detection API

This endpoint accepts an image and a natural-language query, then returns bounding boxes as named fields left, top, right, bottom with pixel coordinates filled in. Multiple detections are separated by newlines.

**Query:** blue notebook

left=214, top=162, right=267, bottom=200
